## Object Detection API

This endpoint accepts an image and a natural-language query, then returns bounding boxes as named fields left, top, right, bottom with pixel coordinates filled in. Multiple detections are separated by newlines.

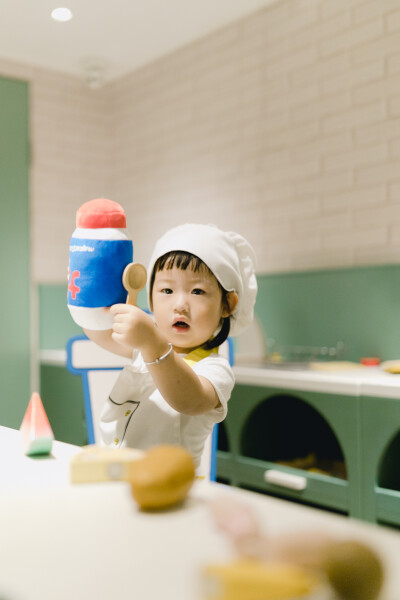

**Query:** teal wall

left=39, top=285, right=83, bottom=350
left=0, top=76, right=30, bottom=428
left=40, top=364, right=88, bottom=446
left=40, top=265, right=400, bottom=363
left=255, top=265, right=400, bottom=363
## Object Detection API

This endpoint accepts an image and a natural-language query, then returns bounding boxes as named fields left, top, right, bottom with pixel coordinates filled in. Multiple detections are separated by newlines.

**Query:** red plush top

left=76, top=198, right=127, bottom=228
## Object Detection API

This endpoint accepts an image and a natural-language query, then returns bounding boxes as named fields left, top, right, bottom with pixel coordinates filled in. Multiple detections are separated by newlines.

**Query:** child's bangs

left=156, top=251, right=210, bottom=275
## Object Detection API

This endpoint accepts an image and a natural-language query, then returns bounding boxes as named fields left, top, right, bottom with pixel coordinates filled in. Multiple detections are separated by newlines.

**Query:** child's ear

left=222, top=292, right=239, bottom=317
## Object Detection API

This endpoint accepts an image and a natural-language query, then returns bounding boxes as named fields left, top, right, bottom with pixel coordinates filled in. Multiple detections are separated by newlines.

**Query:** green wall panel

left=0, top=76, right=30, bottom=427
left=39, top=285, right=83, bottom=350
left=40, top=265, right=400, bottom=364
left=255, top=265, right=400, bottom=363
left=40, top=365, right=87, bottom=446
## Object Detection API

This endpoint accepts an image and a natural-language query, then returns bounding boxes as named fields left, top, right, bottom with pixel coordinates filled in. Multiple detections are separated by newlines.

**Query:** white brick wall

left=2, top=0, right=400, bottom=281
left=0, top=59, right=114, bottom=282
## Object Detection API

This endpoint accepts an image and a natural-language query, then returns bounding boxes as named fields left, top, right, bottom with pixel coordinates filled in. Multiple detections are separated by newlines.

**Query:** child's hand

left=110, top=304, right=156, bottom=352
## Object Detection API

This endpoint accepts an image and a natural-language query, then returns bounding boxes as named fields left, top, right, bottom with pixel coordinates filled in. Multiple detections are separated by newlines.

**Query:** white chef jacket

left=99, top=347, right=234, bottom=467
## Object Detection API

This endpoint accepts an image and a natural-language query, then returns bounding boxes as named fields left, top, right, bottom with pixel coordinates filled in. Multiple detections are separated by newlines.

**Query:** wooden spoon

left=122, top=262, right=147, bottom=306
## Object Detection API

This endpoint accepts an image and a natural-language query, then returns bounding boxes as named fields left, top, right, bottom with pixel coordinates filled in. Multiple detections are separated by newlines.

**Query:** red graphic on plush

left=68, top=270, right=81, bottom=299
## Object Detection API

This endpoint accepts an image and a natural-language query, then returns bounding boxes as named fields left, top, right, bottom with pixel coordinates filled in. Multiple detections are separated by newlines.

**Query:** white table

left=1, top=426, right=400, bottom=600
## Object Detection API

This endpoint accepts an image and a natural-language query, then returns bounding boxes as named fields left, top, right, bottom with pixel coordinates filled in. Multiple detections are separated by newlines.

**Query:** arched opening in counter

left=241, top=394, right=347, bottom=480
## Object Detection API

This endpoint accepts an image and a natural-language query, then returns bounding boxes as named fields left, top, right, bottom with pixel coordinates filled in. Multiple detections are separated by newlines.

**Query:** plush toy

left=67, top=198, right=134, bottom=330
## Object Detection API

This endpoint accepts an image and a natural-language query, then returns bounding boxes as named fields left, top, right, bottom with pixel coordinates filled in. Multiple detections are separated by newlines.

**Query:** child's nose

left=174, top=292, right=189, bottom=312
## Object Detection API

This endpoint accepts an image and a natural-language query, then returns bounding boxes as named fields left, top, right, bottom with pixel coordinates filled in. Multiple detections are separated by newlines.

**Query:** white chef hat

left=147, top=223, right=257, bottom=337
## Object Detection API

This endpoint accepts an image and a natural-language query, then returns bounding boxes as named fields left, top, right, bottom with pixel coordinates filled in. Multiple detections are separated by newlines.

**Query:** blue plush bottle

left=68, top=198, right=133, bottom=330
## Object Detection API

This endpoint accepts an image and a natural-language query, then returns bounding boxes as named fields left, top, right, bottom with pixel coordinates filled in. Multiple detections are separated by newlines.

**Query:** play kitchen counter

left=218, top=363, right=400, bottom=526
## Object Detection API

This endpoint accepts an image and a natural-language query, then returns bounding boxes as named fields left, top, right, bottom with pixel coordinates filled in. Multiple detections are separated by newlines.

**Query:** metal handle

left=264, top=469, right=307, bottom=491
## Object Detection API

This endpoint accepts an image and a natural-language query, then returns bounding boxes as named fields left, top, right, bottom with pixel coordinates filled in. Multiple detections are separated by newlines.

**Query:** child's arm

left=147, top=350, right=221, bottom=416
left=83, top=327, right=133, bottom=358
left=110, top=304, right=221, bottom=416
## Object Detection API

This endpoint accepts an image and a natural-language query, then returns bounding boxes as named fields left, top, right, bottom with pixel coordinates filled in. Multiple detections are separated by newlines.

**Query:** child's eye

left=192, top=288, right=205, bottom=295
left=160, top=288, right=173, bottom=294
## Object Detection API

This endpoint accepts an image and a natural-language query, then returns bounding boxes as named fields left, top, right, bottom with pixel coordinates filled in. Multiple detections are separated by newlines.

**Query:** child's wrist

left=143, top=343, right=173, bottom=366
left=140, top=332, right=172, bottom=365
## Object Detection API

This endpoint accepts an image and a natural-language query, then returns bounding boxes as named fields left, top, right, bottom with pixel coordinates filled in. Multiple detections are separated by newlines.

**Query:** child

left=84, top=223, right=257, bottom=468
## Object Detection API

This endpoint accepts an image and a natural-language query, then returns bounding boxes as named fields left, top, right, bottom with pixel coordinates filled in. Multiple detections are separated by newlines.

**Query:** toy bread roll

left=128, top=445, right=195, bottom=510
left=67, top=198, right=133, bottom=330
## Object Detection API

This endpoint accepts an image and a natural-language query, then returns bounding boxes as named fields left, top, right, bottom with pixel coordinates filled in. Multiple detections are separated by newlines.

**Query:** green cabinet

left=361, top=395, right=400, bottom=526
left=217, top=370, right=400, bottom=525
left=39, top=358, right=400, bottom=527
left=217, top=384, right=362, bottom=517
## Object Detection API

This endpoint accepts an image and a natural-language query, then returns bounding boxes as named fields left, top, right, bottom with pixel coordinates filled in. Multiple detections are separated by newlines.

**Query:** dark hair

left=149, top=250, right=231, bottom=349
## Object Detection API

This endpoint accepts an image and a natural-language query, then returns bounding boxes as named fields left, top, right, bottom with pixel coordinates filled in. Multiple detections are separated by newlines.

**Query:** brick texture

left=1, top=0, right=400, bottom=281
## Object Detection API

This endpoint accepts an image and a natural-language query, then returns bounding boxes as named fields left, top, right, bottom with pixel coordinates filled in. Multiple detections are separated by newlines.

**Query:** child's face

left=152, top=266, right=228, bottom=353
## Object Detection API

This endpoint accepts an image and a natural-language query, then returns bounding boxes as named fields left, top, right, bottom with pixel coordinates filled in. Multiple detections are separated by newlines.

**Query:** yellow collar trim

left=183, top=345, right=218, bottom=367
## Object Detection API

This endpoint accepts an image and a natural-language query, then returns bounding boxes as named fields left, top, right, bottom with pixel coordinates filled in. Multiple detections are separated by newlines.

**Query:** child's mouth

left=173, top=321, right=189, bottom=330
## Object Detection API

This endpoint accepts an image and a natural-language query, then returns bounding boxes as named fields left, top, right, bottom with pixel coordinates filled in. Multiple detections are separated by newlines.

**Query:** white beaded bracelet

left=144, top=343, right=173, bottom=366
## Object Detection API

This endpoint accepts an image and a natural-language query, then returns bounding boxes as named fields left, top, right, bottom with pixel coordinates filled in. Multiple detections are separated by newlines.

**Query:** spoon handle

left=126, top=289, right=139, bottom=306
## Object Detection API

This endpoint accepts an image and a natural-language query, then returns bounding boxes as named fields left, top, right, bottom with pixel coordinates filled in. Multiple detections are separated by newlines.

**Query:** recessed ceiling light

left=51, top=8, right=73, bottom=22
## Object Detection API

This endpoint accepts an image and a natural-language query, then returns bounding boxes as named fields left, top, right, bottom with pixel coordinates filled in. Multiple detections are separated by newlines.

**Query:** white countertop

left=1, top=426, right=400, bottom=600
left=233, top=363, right=400, bottom=398
left=40, top=349, right=400, bottom=399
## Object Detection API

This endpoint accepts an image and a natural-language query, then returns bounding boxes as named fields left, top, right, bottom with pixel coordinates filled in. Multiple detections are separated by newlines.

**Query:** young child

left=84, top=223, right=257, bottom=469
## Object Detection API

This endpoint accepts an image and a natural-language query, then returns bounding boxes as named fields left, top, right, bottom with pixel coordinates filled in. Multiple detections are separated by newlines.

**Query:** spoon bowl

left=123, top=263, right=147, bottom=305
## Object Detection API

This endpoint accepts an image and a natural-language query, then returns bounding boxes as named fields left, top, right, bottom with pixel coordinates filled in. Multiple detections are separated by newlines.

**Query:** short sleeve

left=191, top=355, right=235, bottom=421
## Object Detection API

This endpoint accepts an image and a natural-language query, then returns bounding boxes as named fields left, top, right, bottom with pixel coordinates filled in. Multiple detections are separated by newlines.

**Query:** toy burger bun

left=128, top=445, right=195, bottom=510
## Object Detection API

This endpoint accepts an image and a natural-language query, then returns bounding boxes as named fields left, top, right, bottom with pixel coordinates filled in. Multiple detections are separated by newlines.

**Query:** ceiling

left=0, top=0, right=277, bottom=86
